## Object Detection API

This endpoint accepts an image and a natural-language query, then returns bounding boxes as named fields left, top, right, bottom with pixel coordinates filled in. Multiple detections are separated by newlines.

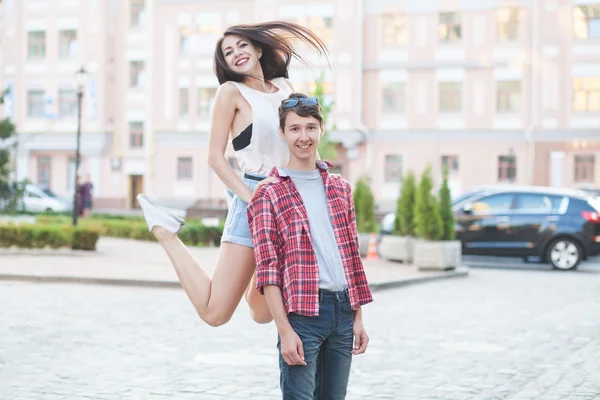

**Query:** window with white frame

left=572, top=77, right=600, bottom=111
left=131, top=0, right=145, bottom=27
left=574, top=5, right=600, bottom=39
left=129, top=122, right=144, bottom=149
left=496, top=81, right=521, bottom=113
left=67, top=157, right=76, bottom=192
left=439, top=13, right=461, bottom=43
left=574, top=155, right=595, bottom=183
left=197, top=88, right=217, bottom=117
left=37, top=156, right=52, bottom=187
left=58, top=89, right=77, bottom=118
left=439, top=82, right=462, bottom=112
left=382, top=14, right=407, bottom=45
left=177, top=157, right=193, bottom=180
left=28, top=31, right=46, bottom=59
left=384, top=155, right=403, bottom=183
left=441, top=155, right=459, bottom=174
left=497, top=8, right=522, bottom=42
left=498, top=155, right=517, bottom=182
left=129, top=61, right=145, bottom=88
left=382, top=82, right=405, bottom=114
left=59, top=30, right=77, bottom=58
left=28, top=90, right=45, bottom=118
left=180, top=26, right=193, bottom=56
left=179, top=88, right=189, bottom=117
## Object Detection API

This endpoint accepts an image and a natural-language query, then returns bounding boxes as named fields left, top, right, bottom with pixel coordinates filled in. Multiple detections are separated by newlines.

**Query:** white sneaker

left=137, top=194, right=185, bottom=234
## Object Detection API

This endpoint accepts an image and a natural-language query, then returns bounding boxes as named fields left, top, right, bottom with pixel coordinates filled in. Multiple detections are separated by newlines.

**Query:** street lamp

left=72, top=66, right=88, bottom=227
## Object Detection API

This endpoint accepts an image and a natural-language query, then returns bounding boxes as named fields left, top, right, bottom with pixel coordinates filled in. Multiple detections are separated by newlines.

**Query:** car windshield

left=40, top=187, right=59, bottom=198
left=589, top=197, right=600, bottom=212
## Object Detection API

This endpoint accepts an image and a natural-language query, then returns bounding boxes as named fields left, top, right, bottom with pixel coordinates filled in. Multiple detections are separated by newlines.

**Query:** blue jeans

left=278, top=289, right=354, bottom=400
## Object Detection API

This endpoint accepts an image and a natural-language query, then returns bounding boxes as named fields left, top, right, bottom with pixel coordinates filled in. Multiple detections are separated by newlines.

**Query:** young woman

left=137, top=22, right=329, bottom=326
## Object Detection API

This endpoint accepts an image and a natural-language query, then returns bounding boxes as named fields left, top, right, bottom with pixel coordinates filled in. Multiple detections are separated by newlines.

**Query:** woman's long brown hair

left=214, top=21, right=330, bottom=85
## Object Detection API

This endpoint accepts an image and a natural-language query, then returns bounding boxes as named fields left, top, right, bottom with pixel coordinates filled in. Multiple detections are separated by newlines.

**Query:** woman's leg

left=153, top=227, right=272, bottom=326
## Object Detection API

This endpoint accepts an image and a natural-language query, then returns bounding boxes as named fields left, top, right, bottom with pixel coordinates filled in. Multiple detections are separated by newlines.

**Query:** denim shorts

left=221, top=173, right=266, bottom=248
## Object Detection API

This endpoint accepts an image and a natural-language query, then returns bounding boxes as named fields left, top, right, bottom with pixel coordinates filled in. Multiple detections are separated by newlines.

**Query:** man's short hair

left=278, top=93, right=324, bottom=131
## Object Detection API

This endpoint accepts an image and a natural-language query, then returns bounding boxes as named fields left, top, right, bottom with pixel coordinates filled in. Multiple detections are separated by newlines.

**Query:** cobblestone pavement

left=1, top=268, right=600, bottom=400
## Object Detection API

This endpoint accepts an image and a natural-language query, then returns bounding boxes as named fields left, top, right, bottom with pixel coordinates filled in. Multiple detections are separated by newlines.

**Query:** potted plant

left=353, top=176, right=376, bottom=257
left=379, top=170, right=416, bottom=263
left=413, top=166, right=461, bottom=270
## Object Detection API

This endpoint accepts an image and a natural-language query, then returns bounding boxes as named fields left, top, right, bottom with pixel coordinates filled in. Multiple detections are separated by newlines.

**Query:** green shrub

left=353, top=177, right=376, bottom=233
left=71, top=228, right=101, bottom=250
left=414, top=166, right=443, bottom=241
left=1, top=214, right=224, bottom=247
left=438, top=168, right=455, bottom=241
left=394, top=170, right=416, bottom=236
left=0, top=223, right=99, bottom=250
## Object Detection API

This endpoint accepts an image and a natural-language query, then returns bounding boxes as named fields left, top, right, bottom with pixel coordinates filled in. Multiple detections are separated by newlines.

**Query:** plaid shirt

left=247, top=161, right=373, bottom=317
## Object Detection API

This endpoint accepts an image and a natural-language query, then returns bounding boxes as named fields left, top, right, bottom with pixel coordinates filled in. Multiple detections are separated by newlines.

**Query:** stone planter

left=358, top=233, right=372, bottom=258
left=413, top=240, right=462, bottom=271
left=379, top=235, right=414, bottom=263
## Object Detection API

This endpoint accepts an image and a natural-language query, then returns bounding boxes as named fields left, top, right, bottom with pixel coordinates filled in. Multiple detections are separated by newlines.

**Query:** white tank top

left=230, top=77, right=293, bottom=176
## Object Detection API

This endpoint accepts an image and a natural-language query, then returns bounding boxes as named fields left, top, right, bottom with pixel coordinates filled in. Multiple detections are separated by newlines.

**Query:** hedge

left=0, top=224, right=100, bottom=251
left=30, top=215, right=224, bottom=247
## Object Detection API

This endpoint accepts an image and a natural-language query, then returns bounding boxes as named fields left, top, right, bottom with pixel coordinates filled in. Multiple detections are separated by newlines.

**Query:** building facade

left=0, top=0, right=598, bottom=213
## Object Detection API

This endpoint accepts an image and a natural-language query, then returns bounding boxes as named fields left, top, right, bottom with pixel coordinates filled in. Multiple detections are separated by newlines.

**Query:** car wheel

left=546, top=238, right=581, bottom=271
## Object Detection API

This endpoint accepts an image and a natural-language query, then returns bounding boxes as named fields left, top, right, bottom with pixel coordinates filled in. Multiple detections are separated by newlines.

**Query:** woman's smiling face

left=221, top=34, right=262, bottom=74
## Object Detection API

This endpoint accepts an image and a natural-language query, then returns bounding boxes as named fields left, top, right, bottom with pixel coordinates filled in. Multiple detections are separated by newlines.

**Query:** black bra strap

left=232, top=124, right=252, bottom=151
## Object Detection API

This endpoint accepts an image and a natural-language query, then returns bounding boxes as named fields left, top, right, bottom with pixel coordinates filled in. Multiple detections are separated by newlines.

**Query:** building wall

left=0, top=0, right=598, bottom=213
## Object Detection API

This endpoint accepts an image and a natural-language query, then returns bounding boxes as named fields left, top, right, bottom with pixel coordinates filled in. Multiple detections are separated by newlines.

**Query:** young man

left=247, top=93, right=373, bottom=399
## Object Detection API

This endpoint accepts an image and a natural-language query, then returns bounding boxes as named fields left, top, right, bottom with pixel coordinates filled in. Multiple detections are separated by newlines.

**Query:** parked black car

left=455, top=186, right=600, bottom=270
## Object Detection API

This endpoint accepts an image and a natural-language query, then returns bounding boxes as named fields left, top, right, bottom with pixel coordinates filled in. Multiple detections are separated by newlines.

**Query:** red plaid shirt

left=247, top=161, right=373, bottom=317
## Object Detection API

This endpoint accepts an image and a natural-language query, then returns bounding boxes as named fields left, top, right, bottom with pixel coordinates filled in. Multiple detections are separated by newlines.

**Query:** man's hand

left=279, top=327, right=307, bottom=366
left=352, top=319, right=369, bottom=355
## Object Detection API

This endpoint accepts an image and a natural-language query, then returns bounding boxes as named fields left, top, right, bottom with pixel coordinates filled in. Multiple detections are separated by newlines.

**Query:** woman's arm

left=207, top=83, right=254, bottom=204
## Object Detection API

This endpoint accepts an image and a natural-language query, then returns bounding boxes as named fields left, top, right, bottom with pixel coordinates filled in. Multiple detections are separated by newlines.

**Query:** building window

left=497, top=9, right=522, bottom=42
left=129, top=122, right=144, bottom=149
left=573, top=77, right=600, bottom=111
left=498, top=155, right=517, bottom=182
left=28, top=31, right=46, bottom=59
left=439, top=82, right=462, bottom=112
left=574, top=5, right=600, bottom=39
left=179, top=88, right=189, bottom=117
left=439, top=13, right=461, bottom=43
left=67, top=157, right=76, bottom=192
left=384, top=155, right=403, bottom=183
left=441, top=155, right=459, bottom=174
left=382, top=14, right=407, bottom=45
left=382, top=82, right=405, bottom=114
left=58, top=90, right=77, bottom=118
left=180, top=26, right=193, bottom=56
left=59, top=30, right=77, bottom=58
left=130, top=61, right=145, bottom=88
left=496, top=81, right=521, bottom=113
left=574, top=155, right=595, bottom=183
left=28, top=90, right=45, bottom=118
left=131, top=0, right=145, bottom=27
left=177, top=157, right=193, bottom=180
left=198, top=88, right=217, bottom=117
left=37, top=157, right=52, bottom=187
left=308, top=17, right=333, bottom=46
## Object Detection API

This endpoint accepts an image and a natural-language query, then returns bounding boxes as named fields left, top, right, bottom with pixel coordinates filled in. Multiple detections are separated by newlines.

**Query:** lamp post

left=72, top=66, right=88, bottom=227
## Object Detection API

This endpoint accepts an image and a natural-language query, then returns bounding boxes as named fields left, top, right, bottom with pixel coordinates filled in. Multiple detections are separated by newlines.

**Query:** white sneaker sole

left=137, top=194, right=185, bottom=234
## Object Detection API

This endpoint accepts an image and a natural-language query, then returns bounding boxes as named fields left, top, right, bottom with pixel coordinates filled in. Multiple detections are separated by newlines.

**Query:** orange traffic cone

left=366, top=232, right=378, bottom=260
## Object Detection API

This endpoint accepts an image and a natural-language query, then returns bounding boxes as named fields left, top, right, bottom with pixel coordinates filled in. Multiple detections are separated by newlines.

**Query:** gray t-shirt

left=282, top=168, right=348, bottom=291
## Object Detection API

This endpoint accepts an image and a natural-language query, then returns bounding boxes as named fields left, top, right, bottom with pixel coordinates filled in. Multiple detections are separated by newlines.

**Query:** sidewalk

left=0, top=238, right=468, bottom=291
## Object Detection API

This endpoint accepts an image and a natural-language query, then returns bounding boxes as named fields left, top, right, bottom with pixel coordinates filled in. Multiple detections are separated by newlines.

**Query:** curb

left=0, top=267, right=470, bottom=291
left=369, top=267, right=470, bottom=292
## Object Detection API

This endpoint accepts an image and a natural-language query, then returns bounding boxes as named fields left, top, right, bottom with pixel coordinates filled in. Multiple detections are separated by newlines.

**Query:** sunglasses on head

left=281, top=97, right=319, bottom=108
